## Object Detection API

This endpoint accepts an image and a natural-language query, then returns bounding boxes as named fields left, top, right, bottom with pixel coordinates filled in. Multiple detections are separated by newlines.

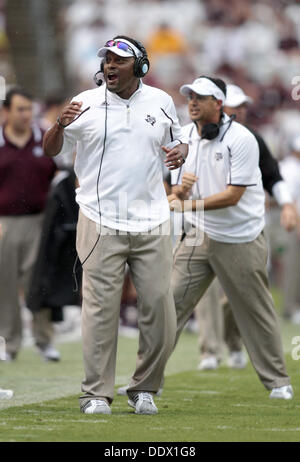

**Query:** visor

left=180, top=77, right=226, bottom=104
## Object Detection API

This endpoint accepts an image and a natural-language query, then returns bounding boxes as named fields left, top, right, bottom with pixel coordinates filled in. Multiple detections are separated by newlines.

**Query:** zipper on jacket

left=126, top=104, right=130, bottom=126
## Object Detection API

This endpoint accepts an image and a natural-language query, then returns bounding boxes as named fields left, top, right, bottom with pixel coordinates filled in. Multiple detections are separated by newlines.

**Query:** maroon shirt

left=0, top=124, right=57, bottom=215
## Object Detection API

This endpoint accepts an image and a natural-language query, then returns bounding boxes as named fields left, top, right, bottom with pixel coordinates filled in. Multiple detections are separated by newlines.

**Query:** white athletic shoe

left=198, top=356, right=219, bottom=371
left=227, top=351, right=247, bottom=369
left=81, top=399, right=111, bottom=414
left=128, top=392, right=158, bottom=415
left=118, top=384, right=163, bottom=397
left=0, top=388, right=14, bottom=399
left=269, top=385, right=294, bottom=400
left=37, top=345, right=61, bottom=362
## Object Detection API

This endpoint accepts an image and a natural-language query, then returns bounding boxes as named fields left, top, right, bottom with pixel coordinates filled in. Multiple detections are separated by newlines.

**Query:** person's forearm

left=43, top=123, right=65, bottom=158
left=191, top=187, right=245, bottom=211
left=171, top=185, right=190, bottom=200
left=178, top=143, right=188, bottom=160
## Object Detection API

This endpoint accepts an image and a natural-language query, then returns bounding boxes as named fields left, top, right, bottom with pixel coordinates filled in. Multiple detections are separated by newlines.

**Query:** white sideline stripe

left=173, top=389, right=220, bottom=394
left=263, top=428, right=300, bottom=432
left=0, top=417, right=111, bottom=424
left=217, top=426, right=234, bottom=430
left=216, top=425, right=300, bottom=433
left=232, top=403, right=289, bottom=408
left=199, top=390, right=220, bottom=395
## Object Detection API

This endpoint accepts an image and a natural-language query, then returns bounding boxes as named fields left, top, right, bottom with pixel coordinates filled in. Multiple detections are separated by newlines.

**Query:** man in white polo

left=195, top=83, right=297, bottom=372
left=43, top=35, right=188, bottom=415
left=168, top=76, right=293, bottom=399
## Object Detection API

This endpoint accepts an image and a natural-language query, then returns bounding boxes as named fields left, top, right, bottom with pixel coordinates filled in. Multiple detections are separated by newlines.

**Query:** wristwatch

left=56, top=117, right=68, bottom=128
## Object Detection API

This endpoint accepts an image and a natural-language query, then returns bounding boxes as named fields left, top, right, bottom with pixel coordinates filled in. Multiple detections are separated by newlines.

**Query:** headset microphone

left=94, top=70, right=103, bottom=87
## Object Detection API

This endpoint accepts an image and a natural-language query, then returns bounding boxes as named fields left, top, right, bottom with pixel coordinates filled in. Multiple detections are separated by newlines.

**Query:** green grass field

left=0, top=313, right=300, bottom=442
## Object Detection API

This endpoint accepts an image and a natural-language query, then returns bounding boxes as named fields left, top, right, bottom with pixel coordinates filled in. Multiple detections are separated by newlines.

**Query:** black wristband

left=56, top=117, right=68, bottom=129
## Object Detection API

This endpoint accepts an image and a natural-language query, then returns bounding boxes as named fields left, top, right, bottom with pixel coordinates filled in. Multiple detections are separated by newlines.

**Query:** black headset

left=201, top=120, right=223, bottom=140
left=94, top=38, right=150, bottom=86
left=131, top=39, right=150, bottom=77
left=201, top=114, right=236, bottom=141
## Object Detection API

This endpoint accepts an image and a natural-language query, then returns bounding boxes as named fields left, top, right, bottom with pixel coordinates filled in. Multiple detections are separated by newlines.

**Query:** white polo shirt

left=171, top=115, right=265, bottom=243
left=58, top=81, right=185, bottom=232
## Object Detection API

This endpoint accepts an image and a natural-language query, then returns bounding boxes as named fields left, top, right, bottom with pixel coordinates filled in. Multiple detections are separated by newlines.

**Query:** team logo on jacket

left=215, top=152, right=223, bottom=161
left=145, top=115, right=156, bottom=126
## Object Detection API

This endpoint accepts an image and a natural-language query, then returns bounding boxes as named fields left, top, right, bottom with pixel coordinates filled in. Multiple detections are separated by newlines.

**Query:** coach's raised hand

left=58, top=101, right=83, bottom=127
left=43, top=101, right=82, bottom=157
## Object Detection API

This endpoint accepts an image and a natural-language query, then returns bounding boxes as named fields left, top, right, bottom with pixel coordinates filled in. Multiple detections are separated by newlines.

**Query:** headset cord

left=73, top=88, right=108, bottom=291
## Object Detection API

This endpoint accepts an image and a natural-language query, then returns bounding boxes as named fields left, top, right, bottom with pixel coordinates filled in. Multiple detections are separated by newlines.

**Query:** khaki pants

left=172, top=229, right=290, bottom=390
left=195, top=278, right=243, bottom=361
left=195, top=278, right=224, bottom=361
left=0, top=215, right=54, bottom=356
left=76, top=211, right=176, bottom=406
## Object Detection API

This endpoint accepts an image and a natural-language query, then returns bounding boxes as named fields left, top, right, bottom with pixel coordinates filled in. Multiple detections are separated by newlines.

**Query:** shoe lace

left=87, top=399, right=108, bottom=408
left=131, top=392, right=155, bottom=405
left=140, top=392, right=153, bottom=403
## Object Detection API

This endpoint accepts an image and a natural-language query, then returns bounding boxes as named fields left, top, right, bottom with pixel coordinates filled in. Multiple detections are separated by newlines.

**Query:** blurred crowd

left=56, top=0, right=300, bottom=158
left=0, top=0, right=300, bottom=351
left=1, top=0, right=300, bottom=152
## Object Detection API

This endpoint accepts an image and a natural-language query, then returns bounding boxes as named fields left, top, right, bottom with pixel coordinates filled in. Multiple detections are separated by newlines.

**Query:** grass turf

left=0, top=317, right=300, bottom=442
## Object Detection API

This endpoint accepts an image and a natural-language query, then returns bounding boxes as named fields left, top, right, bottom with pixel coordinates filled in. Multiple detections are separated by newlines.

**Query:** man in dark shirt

left=196, top=84, right=297, bottom=371
left=0, top=88, right=60, bottom=361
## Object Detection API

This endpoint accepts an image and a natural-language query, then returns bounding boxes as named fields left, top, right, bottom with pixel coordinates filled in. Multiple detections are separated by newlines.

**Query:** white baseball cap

left=225, top=84, right=253, bottom=108
left=97, top=39, right=142, bottom=59
left=180, top=77, right=226, bottom=104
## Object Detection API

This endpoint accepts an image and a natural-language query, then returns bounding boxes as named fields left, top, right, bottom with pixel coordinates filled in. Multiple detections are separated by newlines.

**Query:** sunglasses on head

left=105, top=40, right=136, bottom=57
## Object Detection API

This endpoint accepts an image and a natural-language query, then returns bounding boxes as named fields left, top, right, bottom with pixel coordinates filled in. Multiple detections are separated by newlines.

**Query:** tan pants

left=76, top=211, right=176, bottom=406
left=172, top=229, right=290, bottom=390
left=0, top=215, right=54, bottom=356
left=195, top=278, right=243, bottom=361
